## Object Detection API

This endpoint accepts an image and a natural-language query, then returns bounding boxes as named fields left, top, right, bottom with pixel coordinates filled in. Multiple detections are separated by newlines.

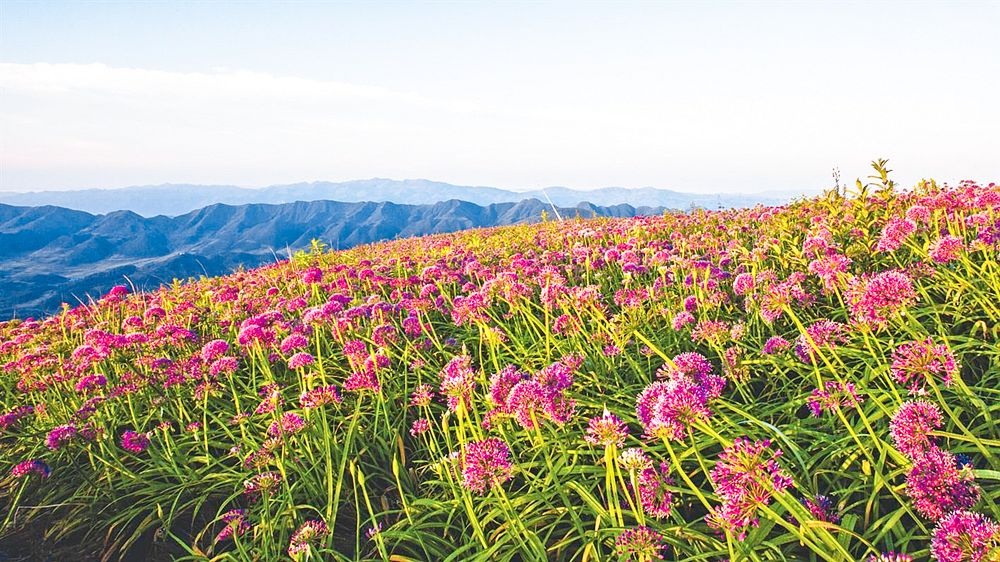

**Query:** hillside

left=1, top=170, right=999, bottom=561
left=0, top=179, right=784, bottom=217
left=0, top=198, right=665, bottom=318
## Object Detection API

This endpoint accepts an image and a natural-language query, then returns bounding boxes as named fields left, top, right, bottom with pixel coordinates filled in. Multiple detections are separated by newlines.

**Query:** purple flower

left=905, top=446, right=980, bottom=521
left=891, top=338, right=959, bottom=394
left=706, top=438, right=793, bottom=540
left=615, top=526, right=666, bottom=560
left=11, top=459, right=50, bottom=478
left=46, top=424, right=77, bottom=450
left=890, top=400, right=943, bottom=460
left=288, top=519, right=330, bottom=557
left=120, top=430, right=150, bottom=454
left=215, top=509, right=249, bottom=542
left=636, top=461, right=674, bottom=519
left=930, top=510, right=999, bottom=562
left=584, top=409, right=629, bottom=449
left=287, top=352, right=315, bottom=370
left=461, top=438, right=513, bottom=494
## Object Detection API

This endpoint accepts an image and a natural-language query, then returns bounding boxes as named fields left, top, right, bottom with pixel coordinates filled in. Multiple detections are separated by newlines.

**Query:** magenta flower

left=287, top=519, right=330, bottom=558
left=808, top=381, right=863, bottom=417
left=847, top=270, right=917, bottom=328
left=891, top=338, right=959, bottom=393
left=615, top=526, right=666, bottom=560
left=930, top=510, right=999, bottom=562
left=635, top=461, right=674, bottom=519
left=706, top=438, right=793, bottom=540
left=214, top=508, right=250, bottom=542
left=671, top=311, right=695, bottom=330
left=585, top=409, right=629, bottom=449
left=890, top=400, right=943, bottom=460
left=929, top=235, right=965, bottom=263
left=74, top=373, right=107, bottom=394
left=11, top=459, right=50, bottom=478
left=120, top=430, right=150, bottom=454
left=439, top=355, right=477, bottom=413
left=905, top=446, right=980, bottom=521
left=268, top=412, right=306, bottom=437
left=869, top=553, right=912, bottom=562
left=200, top=339, right=230, bottom=362
left=299, top=385, right=341, bottom=409
left=46, top=424, right=77, bottom=450
left=409, top=384, right=435, bottom=408
left=762, top=336, right=791, bottom=355
left=280, top=334, right=309, bottom=354
left=794, top=320, right=849, bottom=363
left=287, top=352, right=315, bottom=370
left=409, top=418, right=431, bottom=437
left=461, top=438, right=514, bottom=494
left=635, top=377, right=711, bottom=441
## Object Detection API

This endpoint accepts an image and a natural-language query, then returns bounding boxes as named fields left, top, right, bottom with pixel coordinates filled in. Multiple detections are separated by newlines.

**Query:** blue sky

left=1, top=1, right=997, bottom=193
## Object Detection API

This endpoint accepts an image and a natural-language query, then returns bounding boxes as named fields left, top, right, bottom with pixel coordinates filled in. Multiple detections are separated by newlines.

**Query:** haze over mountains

left=0, top=179, right=786, bottom=217
left=0, top=198, right=668, bottom=318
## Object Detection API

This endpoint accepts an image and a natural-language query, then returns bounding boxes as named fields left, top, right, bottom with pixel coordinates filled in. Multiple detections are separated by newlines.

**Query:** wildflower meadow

left=2, top=162, right=999, bottom=561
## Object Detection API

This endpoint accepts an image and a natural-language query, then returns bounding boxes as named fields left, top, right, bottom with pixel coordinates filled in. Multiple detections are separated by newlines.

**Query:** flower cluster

left=706, top=438, right=793, bottom=540
left=461, top=438, right=514, bottom=494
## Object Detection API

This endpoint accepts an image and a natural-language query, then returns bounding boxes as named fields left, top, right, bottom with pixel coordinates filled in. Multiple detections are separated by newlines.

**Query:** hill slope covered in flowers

left=2, top=164, right=999, bottom=561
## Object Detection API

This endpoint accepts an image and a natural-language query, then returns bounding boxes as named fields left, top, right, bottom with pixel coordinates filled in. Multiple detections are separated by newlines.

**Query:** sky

left=0, top=1, right=997, bottom=194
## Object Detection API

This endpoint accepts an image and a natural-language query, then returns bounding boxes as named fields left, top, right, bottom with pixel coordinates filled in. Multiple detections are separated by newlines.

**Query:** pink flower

left=280, top=334, right=309, bottom=354
left=891, top=338, right=959, bottom=393
left=439, top=355, right=477, bottom=413
left=409, top=418, right=431, bottom=437
left=808, top=381, right=863, bottom=417
left=200, top=339, right=230, bottom=362
left=11, top=459, right=50, bottom=478
left=930, top=510, right=999, bottom=562
left=706, top=438, right=793, bottom=540
left=905, top=446, right=980, bottom=521
left=585, top=409, right=629, bottom=448
left=890, top=400, right=943, bottom=460
left=299, top=385, right=341, bottom=409
left=635, top=461, right=674, bottom=519
left=268, top=412, right=306, bottom=437
left=876, top=218, right=917, bottom=253
left=636, top=377, right=712, bottom=441
left=615, top=526, right=666, bottom=560
left=120, top=430, right=150, bottom=453
left=847, top=270, right=917, bottom=328
left=288, top=519, right=330, bottom=557
left=409, top=384, right=435, bottom=407
left=461, top=438, right=513, bottom=494
left=287, top=352, right=315, bottom=370
left=929, top=235, right=965, bottom=263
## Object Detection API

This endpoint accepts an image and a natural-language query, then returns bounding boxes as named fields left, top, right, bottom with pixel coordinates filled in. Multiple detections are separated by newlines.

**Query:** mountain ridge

left=0, top=178, right=785, bottom=217
left=0, top=197, right=669, bottom=318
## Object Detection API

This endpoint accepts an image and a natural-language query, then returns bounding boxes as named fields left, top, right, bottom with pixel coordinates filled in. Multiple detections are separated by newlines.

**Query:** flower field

left=3, top=164, right=1000, bottom=561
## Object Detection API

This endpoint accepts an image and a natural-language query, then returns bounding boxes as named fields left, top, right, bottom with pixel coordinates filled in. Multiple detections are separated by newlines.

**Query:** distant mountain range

left=0, top=179, right=786, bottom=217
left=0, top=198, right=667, bottom=318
